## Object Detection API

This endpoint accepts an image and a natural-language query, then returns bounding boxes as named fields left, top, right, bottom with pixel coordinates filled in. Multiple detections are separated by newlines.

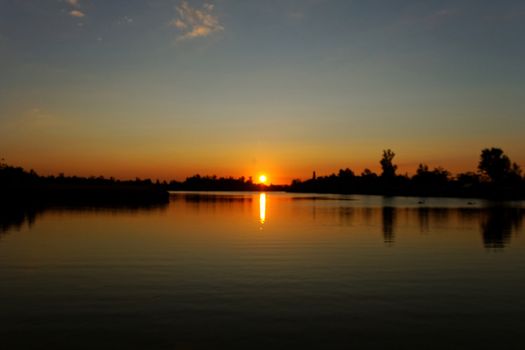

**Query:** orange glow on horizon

left=7, top=147, right=525, bottom=185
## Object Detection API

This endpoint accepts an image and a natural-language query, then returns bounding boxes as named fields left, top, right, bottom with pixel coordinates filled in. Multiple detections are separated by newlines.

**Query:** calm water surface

left=1, top=192, right=524, bottom=349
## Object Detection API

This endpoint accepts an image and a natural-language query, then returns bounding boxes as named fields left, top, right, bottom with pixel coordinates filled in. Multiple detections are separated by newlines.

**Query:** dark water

left=1, top=192, right=524, bottom=349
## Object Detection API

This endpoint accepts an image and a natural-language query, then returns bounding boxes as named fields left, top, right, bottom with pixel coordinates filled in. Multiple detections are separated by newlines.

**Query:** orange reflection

left=259, top=192, right=266, bottom=224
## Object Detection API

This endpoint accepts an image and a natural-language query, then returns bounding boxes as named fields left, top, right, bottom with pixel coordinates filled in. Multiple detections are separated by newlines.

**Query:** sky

left=1, top=0, right=524, bottom=183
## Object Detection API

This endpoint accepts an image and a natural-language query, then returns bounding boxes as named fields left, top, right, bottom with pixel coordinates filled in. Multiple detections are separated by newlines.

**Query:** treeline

left=166, top=175, right=285, bottom=192
left=289, top=148, right=525, bottom=199
left=167, top=175, right=257, bottom=191
left=2, top=147, right=524, bottom=201
left=0, top=162, right=168, bottom=206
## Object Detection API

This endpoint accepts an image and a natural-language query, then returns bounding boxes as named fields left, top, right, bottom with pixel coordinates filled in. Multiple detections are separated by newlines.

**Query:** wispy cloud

left=169, top=1, right=223, bottom=40
left=65, top=0, right=80, bottom=8
left=66, top=0, right=86, bottom=18
left=69, top=10, right=85, bottom=18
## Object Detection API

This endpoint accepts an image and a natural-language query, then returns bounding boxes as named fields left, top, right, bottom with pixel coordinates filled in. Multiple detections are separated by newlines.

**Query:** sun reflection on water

left=259, top=192, right=266, bottom=224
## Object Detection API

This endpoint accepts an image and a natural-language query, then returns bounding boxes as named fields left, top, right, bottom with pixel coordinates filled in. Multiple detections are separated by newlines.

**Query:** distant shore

left=2, top=147, right=524, bottom=204
left=0, top=161, right=169, bottom=207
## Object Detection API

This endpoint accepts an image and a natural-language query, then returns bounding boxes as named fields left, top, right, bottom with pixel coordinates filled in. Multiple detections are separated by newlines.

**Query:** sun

left=258, top=174, right=268, bottom=184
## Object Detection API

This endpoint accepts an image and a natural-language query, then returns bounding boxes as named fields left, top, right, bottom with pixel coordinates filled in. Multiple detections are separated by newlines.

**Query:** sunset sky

left=1, top=0, right=524, bottom=183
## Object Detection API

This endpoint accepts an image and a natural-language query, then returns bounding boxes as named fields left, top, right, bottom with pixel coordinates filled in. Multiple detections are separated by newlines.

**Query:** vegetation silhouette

left=166, top=174, right=288, bottom=192
left=478, top=148, right=522, bottom=184
left=289, top=147, right=525, bottom=200
left=1, top=147, right=524, bottom=205
left=380, top=149, right=397, bottom=179
left=0, top=161, right=169, bottom=207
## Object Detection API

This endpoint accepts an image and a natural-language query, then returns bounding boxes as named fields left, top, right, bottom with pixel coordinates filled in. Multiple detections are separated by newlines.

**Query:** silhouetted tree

left=456, top=172, right=480, bottom=186
left=508, top=162, right=523, bottom=185
left=338, top=168, right=355, bottom=178
left=361, top=168, right=377, bottom=178
left=416, top=163, right=429, bottom=175
left=380, top=149, right=397, bottom=178
left=511, top=163, right=522, bottom=177
left=0, top=161, right=168, bottom=206
left=413, top=164, right=450, bottom=186
left=179, top=174, right=260, bottom=191
left=478, top=148, right=511, bottom=183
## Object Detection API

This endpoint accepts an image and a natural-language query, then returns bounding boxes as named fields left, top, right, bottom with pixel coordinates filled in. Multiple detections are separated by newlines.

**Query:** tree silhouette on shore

left=2, top=147, right=525, bottom=200
left=380, top=149, right=397, bottom=179
left=478, top=148, right=522, bottom=184
left=288, top=147, right=524, bottom=199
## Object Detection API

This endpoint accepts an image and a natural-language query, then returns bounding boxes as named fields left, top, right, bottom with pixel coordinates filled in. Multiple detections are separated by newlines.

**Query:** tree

left=413, top=164, right=450, bottom=186
left=456, top=172, right=480, bottom=188
left=338, top=168, right=355, bottom=178
left=361, top=168, right=377, bottom=178
left=508, top=162, right=523, bottom=184
left=511, top=163, right=522, bottom=176
left=478, top=148, right=511, bottom=183
left=380, top=149, right=397, bottom=178
left=416, top=163, right=429, bottom=176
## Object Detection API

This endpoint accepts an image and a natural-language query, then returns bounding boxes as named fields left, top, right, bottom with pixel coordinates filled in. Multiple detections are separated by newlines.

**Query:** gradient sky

left=1, top=0, right=524, bottom=183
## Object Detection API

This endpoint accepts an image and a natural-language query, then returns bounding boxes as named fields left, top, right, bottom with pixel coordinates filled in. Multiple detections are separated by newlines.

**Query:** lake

left=1, top=192, right=524, bottom=349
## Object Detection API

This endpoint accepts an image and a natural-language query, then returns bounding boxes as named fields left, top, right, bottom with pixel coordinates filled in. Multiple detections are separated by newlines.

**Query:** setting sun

left=258, top=175, right=268, bottom=184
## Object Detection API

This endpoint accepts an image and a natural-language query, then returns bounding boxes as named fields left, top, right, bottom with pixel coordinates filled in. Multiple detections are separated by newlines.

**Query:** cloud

left=172, top=19, right=187, bottom=29
left=170, top=1, right=223, bottom=40
left=69, top=10, right=85, bottom=18
left=66, top=0, right=80, bottom=8
left=66, top=0, right=85, bottom=18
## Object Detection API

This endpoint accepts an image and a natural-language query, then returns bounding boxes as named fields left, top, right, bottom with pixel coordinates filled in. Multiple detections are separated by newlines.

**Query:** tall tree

left=478, top=148, right=511, bottom=183
left=380, top=149, right=397, bottom=178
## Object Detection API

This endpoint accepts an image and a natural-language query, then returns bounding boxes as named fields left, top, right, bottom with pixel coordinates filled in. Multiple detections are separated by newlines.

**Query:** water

left=1, top=192, right=524, bottom=349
